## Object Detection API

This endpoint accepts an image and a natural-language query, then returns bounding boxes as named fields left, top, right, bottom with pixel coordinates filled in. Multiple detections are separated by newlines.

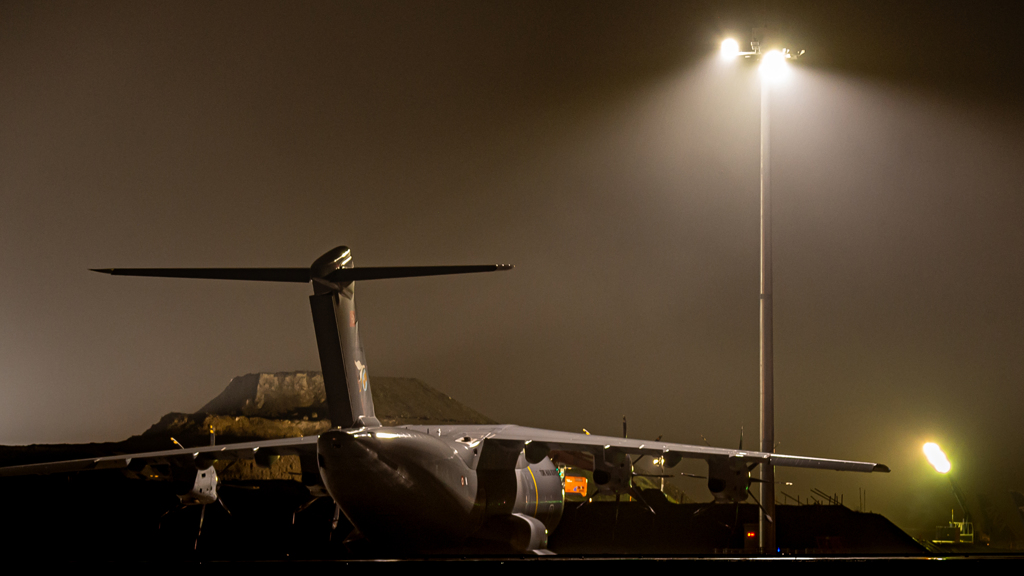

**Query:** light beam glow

left=720, top=38, right=740, bottom=60
left=759, top=49, right=788, bottom=80
left=924, top=442, right=952, bottom=473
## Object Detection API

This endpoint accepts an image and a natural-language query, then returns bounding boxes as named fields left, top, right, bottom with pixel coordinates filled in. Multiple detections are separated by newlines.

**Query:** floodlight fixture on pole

left=720, top=36, right=804, bottom=62
left=924, top=442, right=972, bottom=525
left=718, top=29, right=804, bottom=555
left=760, top=50, right=789, bottom=80
left=924, top=442, right=952, bottom=474
left=720, top=38, right=741, bottom=60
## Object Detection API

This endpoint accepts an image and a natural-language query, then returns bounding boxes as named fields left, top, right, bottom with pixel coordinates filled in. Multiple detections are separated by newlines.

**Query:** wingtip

left=496, top=264, right=514, bottom=271
left=874, top=463, right=891, bottom=473
left=90, top=268, right=114, bottom=275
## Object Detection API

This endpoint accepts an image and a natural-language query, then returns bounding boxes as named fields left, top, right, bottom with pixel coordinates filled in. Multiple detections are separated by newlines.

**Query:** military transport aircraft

left=0, top=246, right=888, bottom=554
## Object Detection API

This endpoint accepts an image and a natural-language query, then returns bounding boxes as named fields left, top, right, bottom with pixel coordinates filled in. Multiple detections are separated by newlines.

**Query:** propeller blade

left=292, top=496, right=320, bottom=525
left=747, top=490, right=774, bottom=524
left=194, top=503, right=207, bottom=551
left=628, top=487, right=657, bottom=515
left=157, top=503, right=180, bottom=530
left=329, top=502, right=343, bottom=540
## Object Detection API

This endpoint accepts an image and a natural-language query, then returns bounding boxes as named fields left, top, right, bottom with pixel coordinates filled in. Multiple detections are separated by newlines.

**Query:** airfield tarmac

left=0, top=473, right=956, bottom=560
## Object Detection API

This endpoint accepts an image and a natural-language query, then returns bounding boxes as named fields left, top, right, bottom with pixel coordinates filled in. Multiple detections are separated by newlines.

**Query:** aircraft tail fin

left=93, top=246, right=512, bottom=429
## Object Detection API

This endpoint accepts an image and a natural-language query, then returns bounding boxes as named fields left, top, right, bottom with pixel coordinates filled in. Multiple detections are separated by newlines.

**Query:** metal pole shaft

left=759, top=74, right=776, bottom=554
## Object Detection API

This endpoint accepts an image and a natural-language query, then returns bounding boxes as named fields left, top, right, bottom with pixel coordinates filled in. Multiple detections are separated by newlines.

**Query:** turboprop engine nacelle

left=706, top=458, right=752, bottom=503
left=590, top=449, right=633, bottom=496
left=173, top=467, right=218, bottom=505
left=511, top=450, right=564, bottom=531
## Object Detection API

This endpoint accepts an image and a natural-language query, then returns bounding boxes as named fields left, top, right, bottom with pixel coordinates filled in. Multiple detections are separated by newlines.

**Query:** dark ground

left=0, top=470, right=928, bottom=559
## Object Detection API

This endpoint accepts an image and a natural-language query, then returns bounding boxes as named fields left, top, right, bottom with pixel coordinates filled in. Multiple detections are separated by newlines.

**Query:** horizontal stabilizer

left=324, top=264, right=512, bottom=283
left=92, top=247, right=513, bottom=430
left=91, top=268, right=311, bottom=282
left=91, top=265, right=512, bottom=283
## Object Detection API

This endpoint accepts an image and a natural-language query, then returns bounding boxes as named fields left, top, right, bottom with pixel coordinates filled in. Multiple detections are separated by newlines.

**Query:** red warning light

left=746, top=531, right=757, bottom=539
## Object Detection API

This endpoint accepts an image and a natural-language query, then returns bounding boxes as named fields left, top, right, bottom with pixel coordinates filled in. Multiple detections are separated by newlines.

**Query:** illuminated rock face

left=0, top=372, right=495, bottom=481
left=135, top=372, right=497, bottom=481
left=196, top=371, right=495, bottom=425
left=199, top=372, right=327, bottom=419
left=144, top=372, right=496, bottom=441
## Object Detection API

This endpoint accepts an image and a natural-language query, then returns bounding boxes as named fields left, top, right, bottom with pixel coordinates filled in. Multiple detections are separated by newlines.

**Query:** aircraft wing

left=0, top=423, right=888, bottom=477
left=0, top=435, right=320, bottom=477
left=466, top=424, right=889, bottom=473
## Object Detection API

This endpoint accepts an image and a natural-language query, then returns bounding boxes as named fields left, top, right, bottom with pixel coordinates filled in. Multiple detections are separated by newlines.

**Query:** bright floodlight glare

left=759, top=49, right=788, bottom=80
left=720, top=38, right=740, bottom=60
left=923, top=442, right=952, bottom=474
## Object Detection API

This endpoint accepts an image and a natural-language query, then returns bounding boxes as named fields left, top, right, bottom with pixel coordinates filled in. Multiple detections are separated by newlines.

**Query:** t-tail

left=92, top=246, right=512, bottom=429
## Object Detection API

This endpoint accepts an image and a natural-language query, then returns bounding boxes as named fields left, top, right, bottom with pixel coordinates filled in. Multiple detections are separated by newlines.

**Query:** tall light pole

left=721, top=33, right=801, bottom=554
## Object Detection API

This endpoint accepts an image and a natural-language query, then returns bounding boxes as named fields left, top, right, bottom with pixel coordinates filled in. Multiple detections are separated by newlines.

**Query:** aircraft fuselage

left=317, top=426, right=564, bottom=550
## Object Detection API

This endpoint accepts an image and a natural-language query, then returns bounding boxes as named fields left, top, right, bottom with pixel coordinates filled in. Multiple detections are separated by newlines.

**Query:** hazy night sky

left=2, top=1, right=1023, bottom=535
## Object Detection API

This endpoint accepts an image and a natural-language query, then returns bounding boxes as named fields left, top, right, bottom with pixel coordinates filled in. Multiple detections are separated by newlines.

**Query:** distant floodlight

left=759, top=49, right=788, bottom=80
left=721, top=38, right=740, bottom=60
left=924, top=442, right=951, bottom=474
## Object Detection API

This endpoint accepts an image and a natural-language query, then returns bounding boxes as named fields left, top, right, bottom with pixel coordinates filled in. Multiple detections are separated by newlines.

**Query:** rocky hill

left=0, top=372, right=494, bottom=468
left=144, top=371, right=495, bottom=442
